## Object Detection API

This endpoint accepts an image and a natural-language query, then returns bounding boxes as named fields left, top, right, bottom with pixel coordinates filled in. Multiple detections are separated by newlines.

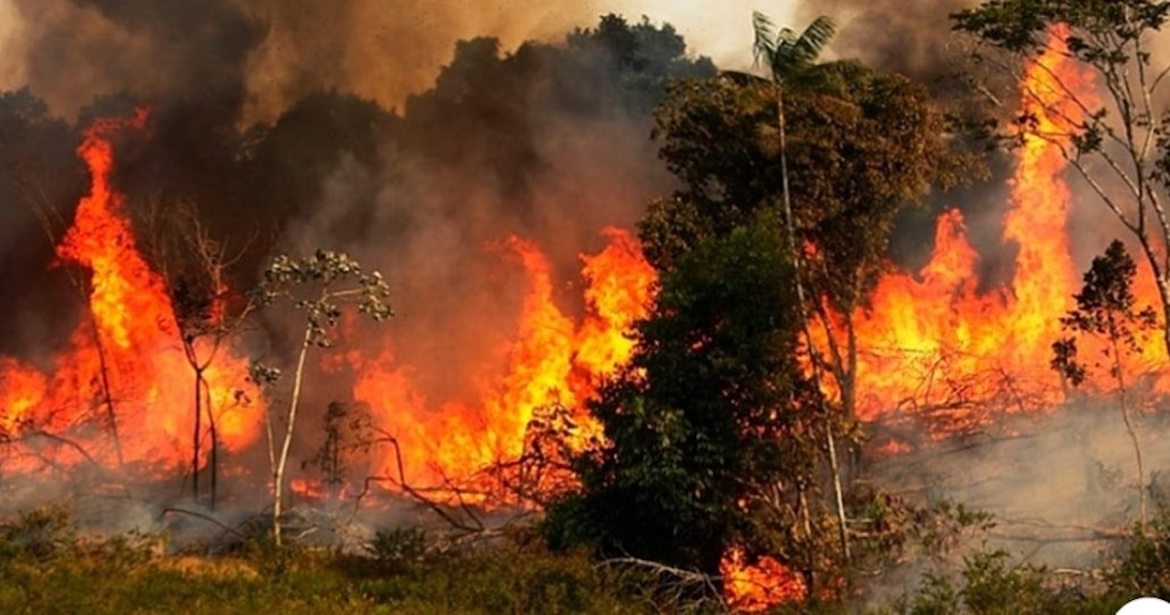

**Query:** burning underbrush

left=0, top=108, right=659, bottom=557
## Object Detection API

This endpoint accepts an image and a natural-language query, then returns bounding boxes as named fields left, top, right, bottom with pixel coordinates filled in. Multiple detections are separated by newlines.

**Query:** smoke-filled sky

left=0, top=0, right=796, bottom=123
left=0, top=0, right=1016, bottom=125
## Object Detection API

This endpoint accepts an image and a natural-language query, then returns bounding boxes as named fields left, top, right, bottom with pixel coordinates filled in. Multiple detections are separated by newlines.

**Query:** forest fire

left=832, top=26, right=1165, bottom=430
left=0, top=111, right=259, bottom=472
left=354, top=227, right=655, bottom=490
left=0, top=110, right=659, bottom=493
left=0, top=8, right=1160, bottom=612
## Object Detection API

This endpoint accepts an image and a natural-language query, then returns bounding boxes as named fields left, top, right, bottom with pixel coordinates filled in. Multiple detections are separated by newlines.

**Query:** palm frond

left=792, top=16, right=836, bottom=65
left=751, top=11, right=777, bottom=67
left=776, top=26, right=799, bottom=44
left=760, top=14, right=837, bottom=82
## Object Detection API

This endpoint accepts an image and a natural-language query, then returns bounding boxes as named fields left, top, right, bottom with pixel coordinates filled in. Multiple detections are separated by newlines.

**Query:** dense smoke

left=0, top=4, right=715, bottom=497
left=0, top=0, right=772, bottom=124
left=797, top=0, right=977, bottom=81
left=5, top=0, right=258, bottom=120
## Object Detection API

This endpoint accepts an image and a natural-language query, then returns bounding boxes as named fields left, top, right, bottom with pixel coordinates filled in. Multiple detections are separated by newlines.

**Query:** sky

left=600, top=0, right=798, bottom=66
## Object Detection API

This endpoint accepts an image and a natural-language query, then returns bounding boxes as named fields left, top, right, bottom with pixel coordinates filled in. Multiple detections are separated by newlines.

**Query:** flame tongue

left=827, top=26, right=1165, bottom=427
left=57, top=111, right=176, bottom=351
left=353, top=227, right=655, bottom=491
left=0, top=112, right=260, bottom=470
left=720, top=548, right=806, bottom=612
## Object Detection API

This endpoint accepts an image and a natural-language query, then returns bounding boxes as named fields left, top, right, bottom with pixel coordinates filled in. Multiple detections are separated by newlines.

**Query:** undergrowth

left=0, top=507, right=672, bottom=615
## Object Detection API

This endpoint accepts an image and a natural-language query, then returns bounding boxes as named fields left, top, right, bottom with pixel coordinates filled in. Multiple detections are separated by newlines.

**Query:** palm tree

left=737, top=12, right=852, bottom=563
left=747, top=11, right=835, bottom=311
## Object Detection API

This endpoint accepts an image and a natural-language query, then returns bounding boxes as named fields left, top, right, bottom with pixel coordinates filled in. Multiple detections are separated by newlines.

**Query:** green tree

left=635, top=25, right=957, bottom=577
left=742, top=12, right=854, bottom=562
left=642, top=30, right=956, bottom=426
left=251, top=250, right=392, bottom=545
left=954, top=0, right=1170, bottom=360
left=560, top=15, right=959, bottom=596
left=547, top=213, right=829, bottom=590
left=1051, top=240, right=1157, bottom=527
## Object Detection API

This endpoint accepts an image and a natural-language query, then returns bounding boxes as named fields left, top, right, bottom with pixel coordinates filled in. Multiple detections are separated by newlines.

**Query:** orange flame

left=720, top=547, right=806, bottom=612
left=353, top=227, right=655, bottom=489
left=0, top=112, right=260, bottom=471
left=818, top=26, right=1164, bottom=429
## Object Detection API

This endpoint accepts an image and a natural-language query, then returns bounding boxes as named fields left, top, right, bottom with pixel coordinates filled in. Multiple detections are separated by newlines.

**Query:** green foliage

left=846, top=491, right=998, bottom=579
left=953, top=1, right=1170, bottom=57
left=556, top=23, right=966, bottom=594
left=1104, top=507, right=1170, bottom=597
left=751, top=13, right=837, bottom=83
left=883, top=510, right=1170, bottom=614
left=0, top=505, right=75, bottom=561
left=642, top=61, right=956, bottom=313
left=0, top=511, right=655, bottom=614
left=892, top=551, right=1096, bottom=615
left=547, top=212, right=816, bottom=577
left=366, top=527, right=430, bottom=573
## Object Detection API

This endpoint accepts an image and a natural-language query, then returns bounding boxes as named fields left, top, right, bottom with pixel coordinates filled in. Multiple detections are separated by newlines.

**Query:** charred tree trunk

left=208, top=381, right=218, bottom=511
left=192, top=366, right=202, bottom=503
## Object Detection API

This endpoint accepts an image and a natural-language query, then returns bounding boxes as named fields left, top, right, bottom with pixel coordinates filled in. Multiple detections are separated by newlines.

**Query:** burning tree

left=139, top=199, right=255, bottom=509
left=251, top=250, right=392, bottom=545
left=954, top=1, right=1170, bottom=360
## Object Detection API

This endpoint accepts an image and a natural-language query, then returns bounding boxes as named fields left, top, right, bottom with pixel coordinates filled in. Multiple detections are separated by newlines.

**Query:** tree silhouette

left=1052, top=239, right=1158, bottom=527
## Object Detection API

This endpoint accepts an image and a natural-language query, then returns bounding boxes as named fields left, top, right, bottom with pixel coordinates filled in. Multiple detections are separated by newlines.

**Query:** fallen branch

left=356, top=431, right=485, bottom=537
left=596, top=555, right=727, bottom=610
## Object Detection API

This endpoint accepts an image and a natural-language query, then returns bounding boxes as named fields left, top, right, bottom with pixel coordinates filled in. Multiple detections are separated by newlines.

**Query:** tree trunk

left=192, top=368, right=202, bottom=503
left=273, top=326, right=312, bottom=546
left=1109, top=331, right=1147, bottom=529
left=796, top=484, right=816, bottom=597
left=204, top=375, right=218, bottom=511
left=826, top=422, right=850, bottom=561
left=775, top=82, right=851, bottom=564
